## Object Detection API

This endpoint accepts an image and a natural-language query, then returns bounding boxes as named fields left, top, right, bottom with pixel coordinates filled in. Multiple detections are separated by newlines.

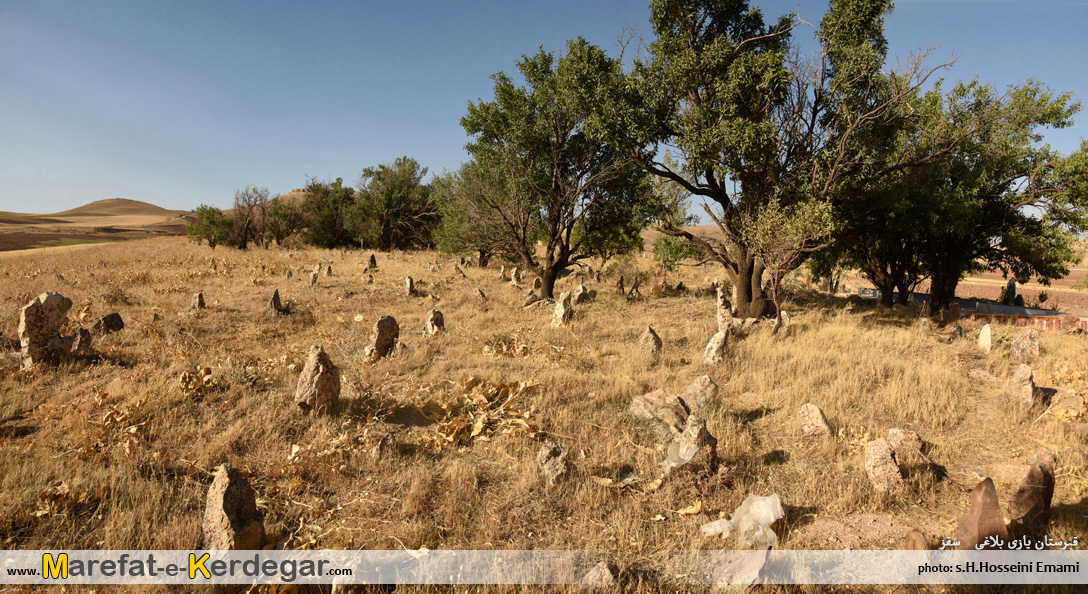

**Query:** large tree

left=591, top=0, right=942, bottom=317
left=354, top=156, right=437, bottom=250
left=461, top=38, right=657, bottom=298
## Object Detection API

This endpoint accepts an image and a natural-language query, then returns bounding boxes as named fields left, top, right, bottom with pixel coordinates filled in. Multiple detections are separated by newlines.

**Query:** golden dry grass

left=1, top=236, right=1086, bottom=593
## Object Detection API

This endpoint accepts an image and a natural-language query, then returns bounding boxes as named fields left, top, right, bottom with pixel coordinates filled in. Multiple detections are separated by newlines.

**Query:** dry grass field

left=1, top=236, right=1087, bottom=593
left=0, top=199, right=190, bottom=252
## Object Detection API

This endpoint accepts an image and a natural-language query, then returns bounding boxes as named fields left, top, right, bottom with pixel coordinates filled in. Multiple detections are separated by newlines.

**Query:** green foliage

left=460, top=37, right=656, bottom=297
left=355, top=156, right=437, bottom=250
left=743, top=198, right=835, bottom=314
left=432, top=158, right=529, bottom=264
left=652, top=234, right=703, bottom=272
left=265, top=198, right=306, bottom=245
left=186, top=204, right=232, bottom=249
left=303, top=178, right=358, bottom=249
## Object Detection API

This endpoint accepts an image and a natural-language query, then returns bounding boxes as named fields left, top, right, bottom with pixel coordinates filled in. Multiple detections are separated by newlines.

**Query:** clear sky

left=1, top=0, right=1086, bottom=213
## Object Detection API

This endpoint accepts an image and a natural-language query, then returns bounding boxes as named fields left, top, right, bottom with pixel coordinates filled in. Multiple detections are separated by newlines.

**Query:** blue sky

left=1, top=0, right=1086, bottom=213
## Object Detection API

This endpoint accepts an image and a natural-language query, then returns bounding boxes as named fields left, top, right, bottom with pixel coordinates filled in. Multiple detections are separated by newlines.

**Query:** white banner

left=1, top=550, right=1085, bottom=585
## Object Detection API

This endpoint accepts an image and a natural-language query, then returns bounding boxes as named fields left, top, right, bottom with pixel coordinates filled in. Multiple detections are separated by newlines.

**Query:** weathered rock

left=799, top=403, right=831, bottom=437
left=863, top=438, right=904, bottom=493
left=1010, top=460, right=1055, bottom=527
left=772, top=311, right=791, bottom=335
left=956, top=478, right=1008, bottom=550
left=368, top=253, right=377, bottom=270
left=475, top=288, right=488, bottom=302
left=423, top=309, right=444, bottom=336
left=309, top=271, right=318, bottom=286
left=572, top=283, right=596, bottom=305
left=978, top=324, right=992, bottom=353
left=267, top=289, right=285, bottom=315
left=665, top=414, right=717, bottom=472
left=552, top=291, right=573, bottom=327
left=520, top=291, right=540, bottom=308
left=949, top=302, right=961, bottom=322
left=594, top=270, right=601, bottom=283
left=639, top=325, right=662, bottom=359
left=903, top=529, right=929, bottom=551
left=405, top=276, right=415, bottom=296
left=363, top=316, right=399, bottom=360
left=91, top=312, right=124, bottom=334
left=716, top=285, right=733, bottom=331
left=615, top=276, right=625, bottom=295
left=1006, top=364, right=1036, bottom=406
left=69, top=328, right=93, bottom=356
left=629, top=388, right=689, bottom=442
left=1004, top=279, right=1017, bottom=306
left=191, top=291, right=205, bottom=310
left=202, top=463, right=264, bottom=551
left=498, top=265, right=507, bottom=281
left=681, top=375, right=718, bottom=412
left=702, top=329, right=728, bottom=365
left=324, top=264, right=332, bottom=277
left=887, top=428, right=922, bottom=458
left=581, top=562, right=614, bottom=587
left=537, top=441, right=570, bottom=486
left=651, top=269, right=667, bottom=294
left=1011, top=329, right=1040, bottom=363
left=532, top=276, right=542, bottom=291
left=294, top=345, right=341, bottom=414
left=18, top=292, right=75, bottom=369
left=627, top=277, right=642, bottom=299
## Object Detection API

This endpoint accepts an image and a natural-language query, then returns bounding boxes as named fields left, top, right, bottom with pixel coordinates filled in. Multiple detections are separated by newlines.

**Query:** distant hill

left=0, top=197, right=193, bottom=252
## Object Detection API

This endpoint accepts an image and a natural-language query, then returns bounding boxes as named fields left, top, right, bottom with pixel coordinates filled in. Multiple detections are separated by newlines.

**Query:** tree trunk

left=477, top=250, right=491, bottom=268
left=539, top=265, right=563, bottom=300
left=730, top=255, right=770, bottom=319
left=929, top=271, right=960, bottom=312
left=893, top=280, right=912, bottom=305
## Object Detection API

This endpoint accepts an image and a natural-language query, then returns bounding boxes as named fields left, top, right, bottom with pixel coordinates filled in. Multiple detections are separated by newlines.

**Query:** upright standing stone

left=949, top=302, right=961, bottom=322
left=594, top=270, right=601, bottom=283
left=1006, top=364, right=1036, bottom=406
left=309, top=271, right=318, bottom=286
left=18, top=292, right=74, bottom=369
left=368, top=253, right=377, bottom=270
left=268, top=290, right=285, bottom=315
left=405, top=276, right=415, bottom=296
left=799, top=403, right=832, bottom=436
left=423, top=309, right=444, bottom=336
left=956, top=478, right=1008, bottom=550
left=510, top=266, right=520, bottom=285
left=978, top=324, right=992, bottom=353
left=772, top=311, right=791, bottom=335
left=716, top=285, right=733, bottom=331
left=324, top=264, right=333, bottom=277
left=1010, top=453, right=1055, bottom=526
left=499, top=265, right=507, bottom=281
left=1011, top=329, right=1040, bottom=363
left=863, top=438, right=904, bottom=493
left=651, top=269, right=667, bottom=294
left=615, top=276, right=625, bottom=295
left=1004, top=279, right=1017, bottom=306
left=202, top=464, right=264, bottom=551
left=191, top=292, right=205, bottom=310
left=475, top=288, right=488, bottom=302
left=532, top=276, right=542, bottom=291
left=363, top=316, right=399, bottom=360
left=294, top=345, right=341, bottom=414
left=552, top=291, right=573, bottom=327
left=639, top=325, right=662, bottom=359
left=681, top=375, right=718, bottom=412
left=702, top=329, right=728, bottom=365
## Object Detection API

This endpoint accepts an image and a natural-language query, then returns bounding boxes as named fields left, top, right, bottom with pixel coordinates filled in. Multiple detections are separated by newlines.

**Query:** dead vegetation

left=0, top=237, right=1086, bottom=593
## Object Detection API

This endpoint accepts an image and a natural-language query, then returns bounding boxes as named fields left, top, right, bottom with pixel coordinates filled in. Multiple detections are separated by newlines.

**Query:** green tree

left=227, top=186, right=271, bottom=249
left=302, top=177, right=358, bottom=249
left=433, top=158, right=532, bottom=267
left=591, top=0, right=942, bottom=317
left=265, top=197, right=306, bottom=245
left=355, top=156, right=437, bottom=250
left=461, top=38, right=657, bottom=298
left=186, top=204, right=232, bottom=249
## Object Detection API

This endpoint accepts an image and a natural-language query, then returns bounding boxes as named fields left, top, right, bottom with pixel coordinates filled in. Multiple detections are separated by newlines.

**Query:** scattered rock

left=572, top=283, right=596, bottom=305
left=615, top=276, right=625, bottom=295
left=863, top=438, right=904, bottom=493
left=309, top=271, right=318, bottom=286
left=368, top=253, right=377, bottom=270
left=978, top=324, right=992, bottom=353
left=498, top=265, right=507, bottom=281
left=91, top=312, right=124, bottom=334
left=799, top=403, right=831, bottom=437
left=294, top=345, right=341, bottom=414
left=363, top=316, right=399, bottom=360
left=1006, top=364, right=1036, bottom=406
left=510, top=267, right=522, bottom=285
left=537, top=441, right=570, bottom=486
left=405, top=276, right=415, bottom=296
left=1004, top=279, right=1017, bottom=306
left=681, top=375, right=718, bottom=412
left=423, top=309, right=444, bottom=336
left=629, top=388, right=689, bottom=442
left=532, top=276, right=542, bottom=291
left=903, top=529, right=929, bottom=551
left=202, top=463, right=264, bottom=551
left=702, top=329, right=728, bottom=365
left=639, top=326, right=662, bottom=359
left=581, top=562, right=614, bottom=587
left=1010, top=453, right=1056, bottom=527
left=716, top=286, right=733, bottom=331
left=887, top=429, right=922, bottom=457
left=552, top=291, right=573, bottom=327
left=661, top=415, right=717, bottom=474
left=191, top=292, right=205, bottom=310
left=267, top=290, right=286, bottom=315
left=772, top=311, right=791, bottom=335
left=1011, top=329, right=1040, bottom=363
left=18, top=292, right=87, bottom=369
left=475, top=288, right=488, bottom=302
left=594, top=270, right=601, bottom=283
left=520, top=292, right=540, bottom=308
left=955, top=478, right=1008, bottom=550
